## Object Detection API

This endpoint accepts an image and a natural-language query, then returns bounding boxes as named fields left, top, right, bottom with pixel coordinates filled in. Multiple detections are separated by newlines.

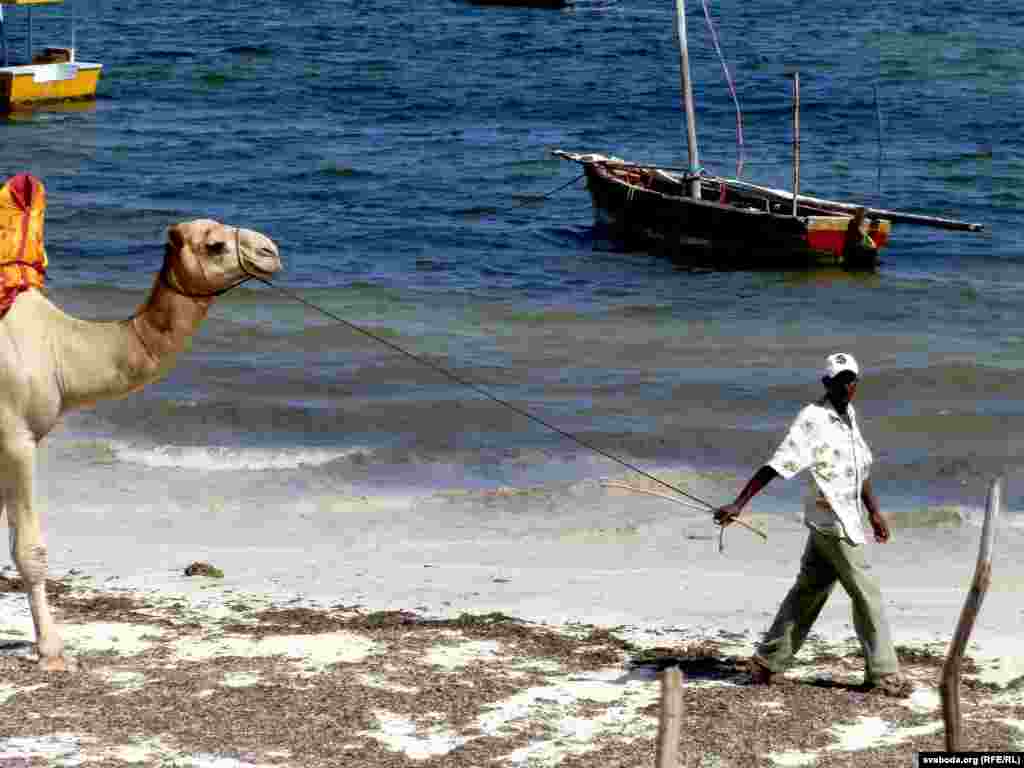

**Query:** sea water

left=1, top=0, right=1019, bottom=626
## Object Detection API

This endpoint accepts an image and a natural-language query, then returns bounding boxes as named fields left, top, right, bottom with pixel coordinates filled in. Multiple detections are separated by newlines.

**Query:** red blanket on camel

left=0, top=173, right=48, bottom=319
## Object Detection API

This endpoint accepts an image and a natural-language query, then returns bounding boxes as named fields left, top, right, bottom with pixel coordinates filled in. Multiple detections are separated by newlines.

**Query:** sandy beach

left=0, top=0, right=1013, bottom=762
left=2, top=471, right=1023, bottom=767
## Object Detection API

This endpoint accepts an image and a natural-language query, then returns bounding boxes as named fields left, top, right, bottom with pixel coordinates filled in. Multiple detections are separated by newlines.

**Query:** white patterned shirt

left=766, top=398, right=873, bottom=545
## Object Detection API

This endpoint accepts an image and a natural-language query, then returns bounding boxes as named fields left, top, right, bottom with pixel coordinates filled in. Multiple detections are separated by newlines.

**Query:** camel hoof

left=37, top=654, right=76, bottom=673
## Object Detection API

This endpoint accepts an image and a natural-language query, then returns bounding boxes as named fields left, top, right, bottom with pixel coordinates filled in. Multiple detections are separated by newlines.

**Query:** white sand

left=4, top=483, right=1024, bottom=765
left=359, top=666, right=663, bottom=765
left=486, top=669, right=663, bottom=766
left=62, top=622, right=165, bottom=656
left=423, top=637, right=502, bottom=669
left=3, top=569, right=1022, bottom=766
left=365, top=711, right=467, bottom=760
left=169, top=630, right=379, bottom=673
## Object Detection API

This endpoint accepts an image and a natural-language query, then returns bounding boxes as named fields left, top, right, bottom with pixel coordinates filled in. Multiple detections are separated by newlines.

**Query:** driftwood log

left=939, top=475, right=1001, bottom=751
left=656, top=666, right=684, bottom=768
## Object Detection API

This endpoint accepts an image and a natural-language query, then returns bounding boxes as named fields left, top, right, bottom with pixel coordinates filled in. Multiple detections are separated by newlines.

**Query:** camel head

left=163, top=219, right=282, bottom=297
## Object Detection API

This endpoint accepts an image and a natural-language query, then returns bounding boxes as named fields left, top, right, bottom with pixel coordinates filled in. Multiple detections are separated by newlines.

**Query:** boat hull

left=0, top=62, right=102, bottom=111
left=582, top=162, right=888, bottom=269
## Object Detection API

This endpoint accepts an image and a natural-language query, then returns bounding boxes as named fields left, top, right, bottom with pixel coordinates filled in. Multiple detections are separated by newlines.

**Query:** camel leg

left=2, top=439, right=70, bottom=672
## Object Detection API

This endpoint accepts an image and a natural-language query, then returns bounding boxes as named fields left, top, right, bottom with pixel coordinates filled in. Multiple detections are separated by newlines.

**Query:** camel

left=0, top=218, right=282, bottom=671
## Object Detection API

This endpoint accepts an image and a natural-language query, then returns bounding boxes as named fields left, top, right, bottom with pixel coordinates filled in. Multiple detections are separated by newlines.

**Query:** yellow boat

left=1, top=0, right=102, bottom=111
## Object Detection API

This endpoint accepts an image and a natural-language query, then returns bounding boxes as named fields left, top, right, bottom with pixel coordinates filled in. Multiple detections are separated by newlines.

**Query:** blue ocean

left=0, top=0, right=1020, bottom=600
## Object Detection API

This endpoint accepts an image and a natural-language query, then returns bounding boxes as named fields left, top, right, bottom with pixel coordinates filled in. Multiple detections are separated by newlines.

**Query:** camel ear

left=166, top=224, right=186, bottom=254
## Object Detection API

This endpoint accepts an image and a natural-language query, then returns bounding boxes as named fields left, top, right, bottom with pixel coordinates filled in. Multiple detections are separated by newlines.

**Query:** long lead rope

left=248, top=275, right=717, bottom=512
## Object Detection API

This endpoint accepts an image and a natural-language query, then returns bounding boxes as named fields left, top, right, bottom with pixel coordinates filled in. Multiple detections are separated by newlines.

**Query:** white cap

left=824, top=352, right=859, bottom=379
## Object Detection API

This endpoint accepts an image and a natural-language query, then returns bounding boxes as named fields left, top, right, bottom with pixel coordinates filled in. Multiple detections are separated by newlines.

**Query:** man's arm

left=714, top=465, right=779, bottom=526
left=862, top=477, right=890, bottom=543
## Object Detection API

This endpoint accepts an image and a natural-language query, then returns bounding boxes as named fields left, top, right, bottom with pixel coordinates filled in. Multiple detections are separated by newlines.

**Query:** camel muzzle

left=239, top=230, right=282, bottom=279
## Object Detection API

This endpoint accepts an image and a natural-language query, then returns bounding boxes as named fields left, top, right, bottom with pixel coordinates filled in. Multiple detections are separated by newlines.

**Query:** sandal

left=748, top=656, right=774, bottom=685
left=868, top=673, right=913, bottom=698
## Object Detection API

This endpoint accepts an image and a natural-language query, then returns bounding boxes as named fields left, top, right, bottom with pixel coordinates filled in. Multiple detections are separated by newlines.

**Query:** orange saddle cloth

left=0, top=173, right=48, bottom=318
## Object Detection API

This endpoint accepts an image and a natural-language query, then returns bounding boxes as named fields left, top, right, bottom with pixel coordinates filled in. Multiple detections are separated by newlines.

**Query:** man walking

left=714, top=353, right=911, bottom=697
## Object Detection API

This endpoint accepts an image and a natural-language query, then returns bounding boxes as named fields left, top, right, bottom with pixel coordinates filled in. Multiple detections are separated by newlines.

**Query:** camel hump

left=0, top=174, right=48, bottom=319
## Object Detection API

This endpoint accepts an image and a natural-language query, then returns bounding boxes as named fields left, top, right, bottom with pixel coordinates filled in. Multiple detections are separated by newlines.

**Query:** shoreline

left=2, top=561, right=1023, bottom=767
left=12, top=444, right=1024, bottom=765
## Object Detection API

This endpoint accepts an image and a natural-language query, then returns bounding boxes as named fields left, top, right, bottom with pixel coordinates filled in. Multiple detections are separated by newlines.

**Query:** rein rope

left=247, top=273, right=718, bottom=515
left=151, top=225, right=751, bottom=544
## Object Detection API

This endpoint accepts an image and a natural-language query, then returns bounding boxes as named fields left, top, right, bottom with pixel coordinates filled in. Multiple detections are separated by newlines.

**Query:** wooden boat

left=555, top=1, right=983, bottom=270
left=1, top=0, right=102, bottom=112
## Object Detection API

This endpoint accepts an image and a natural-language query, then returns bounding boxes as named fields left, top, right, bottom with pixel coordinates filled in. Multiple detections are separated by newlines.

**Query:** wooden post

left=656, top=666, right=684, bottom=767
left=791, top=71, right=800, bottom=217
left=940, top=476, right=1001, bottom=752
left=673, top=0, right=701, bottom=201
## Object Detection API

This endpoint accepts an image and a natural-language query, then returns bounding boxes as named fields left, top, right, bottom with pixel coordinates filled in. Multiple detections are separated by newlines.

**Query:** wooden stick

left=791, top=71, right=800, bottom=218
left=656, top=666, right=684, bottom=768
left=601, top=481, right=768, bottom=541
left=601, top=481, right=708, bottom=511
left=940, top=475, right=1001, bottom=752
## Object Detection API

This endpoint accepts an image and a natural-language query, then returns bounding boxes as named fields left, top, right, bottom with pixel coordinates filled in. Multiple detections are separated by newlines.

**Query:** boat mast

left=1, top=4, right=7, bottom=68
left=673, top=0, right=701, bottom=200
left=791, top=71, right=800, bottom=216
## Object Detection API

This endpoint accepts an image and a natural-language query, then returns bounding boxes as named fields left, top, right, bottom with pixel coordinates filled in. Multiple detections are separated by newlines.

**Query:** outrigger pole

left=721, top=178, right=985, bottom=232
left=673, top=0, right=701, bottom=200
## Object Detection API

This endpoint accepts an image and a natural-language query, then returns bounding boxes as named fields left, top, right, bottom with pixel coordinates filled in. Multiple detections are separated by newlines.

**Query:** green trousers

left=756, top=528, right=900, bottom=683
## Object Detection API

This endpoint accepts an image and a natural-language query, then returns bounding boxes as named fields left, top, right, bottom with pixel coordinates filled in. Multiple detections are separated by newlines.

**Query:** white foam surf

left=108, top=442, right=364, bottom=472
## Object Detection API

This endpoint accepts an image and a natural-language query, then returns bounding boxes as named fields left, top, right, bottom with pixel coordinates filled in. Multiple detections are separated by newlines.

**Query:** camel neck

left=130, top=272, right=213, bottom=373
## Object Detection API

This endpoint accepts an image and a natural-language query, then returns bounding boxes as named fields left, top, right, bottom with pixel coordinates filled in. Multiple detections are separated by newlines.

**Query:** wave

left=137, top=49, right=195, bottom=62
left=223, top=45, right=274, bottom=57
left=454, top=206, right=500, bottom=218
left=505, top=308, right=585, bottom=324
left=315, top=163, right=379, bottom=179
left=604, top=303, right=673, bottom=319
left=108, top=442, right=365, bottom=472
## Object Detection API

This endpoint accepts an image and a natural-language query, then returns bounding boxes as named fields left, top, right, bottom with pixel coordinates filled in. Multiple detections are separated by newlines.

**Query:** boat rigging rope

left=511, top=173, right=585, bottom=206
left=248, top=275, right=718, bottom=515
left=322, top=172, right=585, bottom=217
left=700, top=0, right=744, bottom=180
